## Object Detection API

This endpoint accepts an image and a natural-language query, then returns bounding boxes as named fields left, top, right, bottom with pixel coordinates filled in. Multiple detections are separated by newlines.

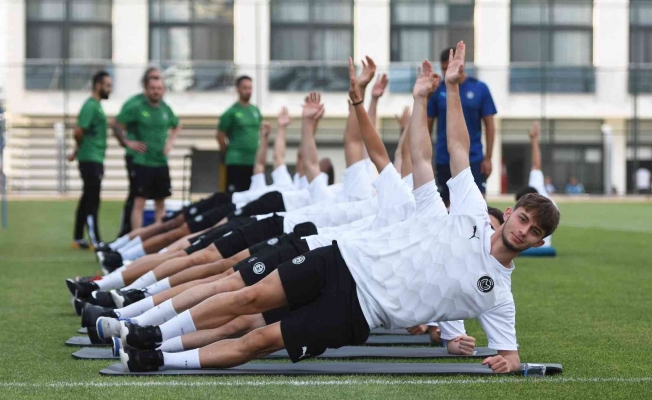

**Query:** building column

left=475, top=0, right=509, bottom=196
left=355, top=0, right=390, bottom=68
left=605, top=118, right=627, bottom=195
left=112, top=0, right=149, bottom=103
left=594, top=0, right=629, bottom=107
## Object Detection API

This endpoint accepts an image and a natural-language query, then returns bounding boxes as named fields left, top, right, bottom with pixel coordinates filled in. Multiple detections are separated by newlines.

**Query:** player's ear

left=503, top=207, right=513, bottom=220
left=532, top=240, right=545, bottom=248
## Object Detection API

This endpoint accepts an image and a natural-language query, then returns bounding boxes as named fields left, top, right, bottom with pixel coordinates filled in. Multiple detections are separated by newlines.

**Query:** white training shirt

left=337, top=168, right=518, bottom=351
left=232, top=165, right=295, bottom=205
left=528, top=170, right=556, bottom=248
left=636, top=168, right=651, bottom=190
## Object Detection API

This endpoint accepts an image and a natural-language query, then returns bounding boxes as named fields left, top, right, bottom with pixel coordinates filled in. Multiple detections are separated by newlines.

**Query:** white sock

left=109, top=235, right=130, bottom=251
left=158, top=336, right=185, bottom=353
left=122, top=271, right=157, bottom=291
left=162, top=349, right=200, bottom=370
left=132, top=299, right=178, bottom=326
left=159, top=310, right=197, bottom=341
left=95, top=271, right=125, bottom=290
left=118, top=237, right=142, bottom=256
left=143, top=278, right=171, bottom=297
left=114, top=266, right=127, bottom=274
left=113, top=296, right=155, bottom=319
left=122, top=243, right=146, bottom=261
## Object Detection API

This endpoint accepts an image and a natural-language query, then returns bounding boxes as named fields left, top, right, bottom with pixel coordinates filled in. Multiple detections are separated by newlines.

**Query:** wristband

left=351, top=100, right=364, bottom=106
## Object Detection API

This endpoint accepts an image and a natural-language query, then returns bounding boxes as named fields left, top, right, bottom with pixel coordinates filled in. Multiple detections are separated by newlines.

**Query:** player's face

left=98, top=76, right=112, bottom=100
left=237, top=79, right=253, bottom=102
left=145, top=80, right=165, bottom=103
left=500, top=208, right=545, bottom=252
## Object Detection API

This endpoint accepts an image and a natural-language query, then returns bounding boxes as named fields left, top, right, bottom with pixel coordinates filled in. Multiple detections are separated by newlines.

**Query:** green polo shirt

left=76, top=97, right=107, bottom=164
left=218, top=102, right=261, bottom=166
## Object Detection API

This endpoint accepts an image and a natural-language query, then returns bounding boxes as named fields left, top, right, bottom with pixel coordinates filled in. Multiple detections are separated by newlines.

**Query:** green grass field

left=1, top=199, right=651, bottom=399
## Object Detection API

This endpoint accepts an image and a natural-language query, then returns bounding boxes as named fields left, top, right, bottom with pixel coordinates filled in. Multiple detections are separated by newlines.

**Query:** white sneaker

left=110, top=290, right=126, bottom=308
left=96, top=316, right=122, bottom=341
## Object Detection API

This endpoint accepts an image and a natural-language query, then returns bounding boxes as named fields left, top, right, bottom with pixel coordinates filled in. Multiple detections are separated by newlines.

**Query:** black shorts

left=134, top=165, right=172, bottom=200
left=228, top=191, right=285, bottom=219
left=435, top=161, right=485, bottom=201
left=236, top=235, right=309, bottom=286
left=277, top=243, right=370, bottom=363
left=226, top=164, right=254, bottom=193
left=126, top=155, right=137, bottom=195
left=186, top=203, right=236, bottom=233
left=184, top=217, right=255, bottom=255
left=248, top=222, right=318, bottom=255
left=213, top=215, right=284, bottom=259
left=262, top=306, right=291, bottom=325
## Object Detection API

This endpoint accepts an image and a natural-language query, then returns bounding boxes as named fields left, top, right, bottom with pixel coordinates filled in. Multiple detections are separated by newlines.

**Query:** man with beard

left=115, top=77, right=181, bottom=230
left=217, top=76, right=266, bottom=193
left=70, top=71, right=112, bottom=250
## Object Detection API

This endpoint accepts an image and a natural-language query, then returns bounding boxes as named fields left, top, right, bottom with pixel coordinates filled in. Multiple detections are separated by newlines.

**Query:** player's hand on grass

left=406, top=325, right=428, bottom=335
left=412, top=60, right=441, bottom=99
left=529, top=121, right=540, bottom=142
left=451, top=334, right=476, bottom=355
left=371, top=74, right=389, bottom=99
left=126, top=140, right=147, bottom=154
left=444, top=41, right=466, bottom=86
left=302, top=92, right=325, bottom=122
left=277, top=107, right=291, bottom=128
left=482, top=355, right=511, bottom=374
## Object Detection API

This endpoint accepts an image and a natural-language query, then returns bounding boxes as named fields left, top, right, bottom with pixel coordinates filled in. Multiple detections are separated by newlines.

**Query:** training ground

left=0, top=199, right=651, bottom=399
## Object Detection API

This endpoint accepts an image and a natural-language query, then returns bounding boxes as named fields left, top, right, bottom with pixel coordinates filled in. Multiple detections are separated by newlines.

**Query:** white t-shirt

left=338, top=158, right=375, bottom=203
left=636, top=168, right=651, bottom=190
left=231, top=165, right=294, bottom=205
left=428, top=320, right=467, bottom=341
left=283, top=197, right=379, bottom=233
left=528, top=170, right=556, bottom=247
left=338, top=168, right=518, bottom=351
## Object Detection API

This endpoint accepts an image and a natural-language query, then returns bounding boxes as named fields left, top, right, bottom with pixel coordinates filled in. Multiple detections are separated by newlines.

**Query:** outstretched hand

left=372, top=74, right=389, bottom=98
left=395, top=106, right=411, bottom=130
left=412, top=59, right=441, bottom=99
left=357, top=56, right=377, bottom=88
left=302, top=92, right=325, bottom=122
left=445, top=41, right=466, bottom=85
left=348, top=57, right=363, bottom=105
left=261, top=121, right=272, bottom=138
left=529, top=121, right=540, bottom=141
left=277, top=107, right=291, bottom=128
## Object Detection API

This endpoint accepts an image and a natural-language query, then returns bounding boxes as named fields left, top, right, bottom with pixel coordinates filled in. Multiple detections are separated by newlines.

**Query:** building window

left=502, top=119, right=603, bottom=193
left=269, top=0, right=354, bottom=91
left=25, top=0, right=112, bottom=90
left=626, top=120, right=652, bottom=192
left=149, top=0, right=235, bottom=91
left=389, top=0, right=475, bottom=93
left=630, top=1, right=652, bottom=94
left=510, top=0, right=594, bottom=93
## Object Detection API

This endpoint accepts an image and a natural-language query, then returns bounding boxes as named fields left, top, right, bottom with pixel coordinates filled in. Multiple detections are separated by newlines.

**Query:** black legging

left=74, top=162, right=103, bottom=243
left=117, top=155, right=136, bottom=237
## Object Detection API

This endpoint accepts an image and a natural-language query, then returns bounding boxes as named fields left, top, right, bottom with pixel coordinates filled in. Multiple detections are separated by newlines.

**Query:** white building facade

left=2, top=0, right=652, bottom=195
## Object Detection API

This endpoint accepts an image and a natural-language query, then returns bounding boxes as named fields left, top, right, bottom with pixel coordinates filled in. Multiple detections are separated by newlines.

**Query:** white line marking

left=1, top=377, right=652, bottom=388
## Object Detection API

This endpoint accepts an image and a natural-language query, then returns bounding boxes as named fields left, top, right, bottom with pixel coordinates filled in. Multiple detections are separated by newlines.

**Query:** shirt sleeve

left=448, top=167, right=487, bottom=218
left=249, top=173, right=267, bottom=192
left=480, top=83, right=497, bottom=117
left=413, top=179, right=448, bottom=219
left=528, top=170, right=548, bottom=198
left=76, top=102, right=95, bottom=130
left=374, top=164, right=414, bottom=211
left=116, top=102, right=136, bottom=127
left=477, top=302, right=518, bottom=351
left=438, top=320, right=467, bottom=341
left=427, top=91, right=439, bottom=118
left=217, top=109, right=234, bottom=135
left=167, top=105, right=179, bottom=128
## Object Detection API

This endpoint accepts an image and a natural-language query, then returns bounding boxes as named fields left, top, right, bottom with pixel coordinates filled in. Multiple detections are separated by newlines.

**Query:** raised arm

left=343, top=56, right=376, bottom=167
left=299, top=92, right=325, bottom=182
left=368, top=73, right=388, bottom=129
left=394, top=107, right=412, bottom=178
left=409, top=60, right=441, bottom=189
left=273, top=107, right=291, bottom=169
left=445, top=41, right=471, bottom=178
left=529, top=121, right=541, bottom=171
left=253, top=122, right=272, bottom=174
left=348, top=57, right=391, bottom=172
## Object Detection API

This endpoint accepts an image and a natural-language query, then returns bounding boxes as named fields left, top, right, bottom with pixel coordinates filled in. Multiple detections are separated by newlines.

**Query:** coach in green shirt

left=217, top=75, right=265, bottom=193
left=115, top=77, right=181, bottom=229
left=70, top=71, right=112, bottom=249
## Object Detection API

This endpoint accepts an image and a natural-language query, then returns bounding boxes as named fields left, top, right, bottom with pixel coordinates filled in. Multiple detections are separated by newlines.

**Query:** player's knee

left=233, top=286, right=259, bottom=311
left=240, top=327, right=276, bottom=355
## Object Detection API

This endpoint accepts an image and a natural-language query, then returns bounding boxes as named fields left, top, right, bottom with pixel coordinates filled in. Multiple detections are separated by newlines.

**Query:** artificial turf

left=0, top=199, right=651, bottom=399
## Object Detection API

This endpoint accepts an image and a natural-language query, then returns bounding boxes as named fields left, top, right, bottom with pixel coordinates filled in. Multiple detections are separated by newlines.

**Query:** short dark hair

left=144, top=76, right=162, bottom=88
left=487, top=206, right=505, bottom=225
left=236, top=75, right=252, bottom=87
left=92, top=71, right=110, bottom=88
left=440, top=47, right=455, bottom=63
left=515, top=186, right=539, bottom=201
left=141, top=67, right=160, bottom=88
left=513, top=193, right=560, bottom=238
left=319, top=158, right=335, bottom=185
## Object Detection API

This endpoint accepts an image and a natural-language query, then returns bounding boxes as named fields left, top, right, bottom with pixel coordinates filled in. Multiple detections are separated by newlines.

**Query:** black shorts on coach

left=134, top=164, right=172, bottom=199
left=277, top=243, right=370, bottom=363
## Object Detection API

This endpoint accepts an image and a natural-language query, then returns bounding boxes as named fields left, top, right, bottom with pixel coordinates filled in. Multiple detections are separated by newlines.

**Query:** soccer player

left=119, top=42, right=559, bottom=374
left=70, top=71, right=112, bottom=249
left=112, top=67, right=161, bottom=238
left=114, top=77, right=181, bottom=230
left=217, top=76, right=264, bottom=193
left=428, top=47, right=497, bottom=206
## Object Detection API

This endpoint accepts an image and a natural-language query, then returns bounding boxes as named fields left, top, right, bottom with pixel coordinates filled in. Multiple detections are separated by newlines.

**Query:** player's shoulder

left=80, top=97, right=99, bottom=111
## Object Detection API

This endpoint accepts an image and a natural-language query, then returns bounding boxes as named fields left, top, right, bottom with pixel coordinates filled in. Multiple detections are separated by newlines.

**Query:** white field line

left=1, top=377, right=652, bottom=389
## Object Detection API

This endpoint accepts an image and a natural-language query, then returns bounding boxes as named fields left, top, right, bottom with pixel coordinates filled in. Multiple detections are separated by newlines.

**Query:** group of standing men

left=71, top=69, right=262, bottom=249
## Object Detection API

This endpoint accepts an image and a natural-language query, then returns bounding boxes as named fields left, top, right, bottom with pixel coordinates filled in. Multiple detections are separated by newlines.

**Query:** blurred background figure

left=545, top=176, right=556, bottom=194
left=635, top=167, right=651, bottom=194
left=565, top=177, right=585, bottom=195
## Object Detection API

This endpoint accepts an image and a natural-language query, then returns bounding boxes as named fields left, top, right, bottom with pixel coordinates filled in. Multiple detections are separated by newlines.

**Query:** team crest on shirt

left=466, top=91, right=475, bottom=100
left=248, top=257, right=258, bottom=263
left=267, top=238, right=279, bottom=246
left=292, top=256, right=305, bottom=265
left=142, top=111, right=150, bottom=118
left=253, top=262, right=266, bottom=275
left=477, top=276, right=494, bottom=293
left=236, top=112, right=243, bottom=118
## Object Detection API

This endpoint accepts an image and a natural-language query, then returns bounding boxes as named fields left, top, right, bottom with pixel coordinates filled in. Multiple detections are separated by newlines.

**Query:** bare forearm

left=484, top=119, right=495, bottom=160
left=400, top=122, right=412, bottom=178
left=531, top=139, right=541, bottom=171
left=368, top=97, right=379, bottom=129
left=112, top=122, right=128, bottom=148
left=300, top=119, right=320, bottom=180
left=253, top=136, right=269, bottom=175
left=217, top=132, right=227, bottom=155
left=445, top=84, right=470, bottom=177
left=409, top=97, right=434, bottom=187
left=273, top=127, right=287, bottom=169
left=344, top=104, right=365, bottom=166
left=73, top=127, right=83, bottom=147
left=353, top=104, right=390, bottom=171
left=167, top=127, right=180, bottom=148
